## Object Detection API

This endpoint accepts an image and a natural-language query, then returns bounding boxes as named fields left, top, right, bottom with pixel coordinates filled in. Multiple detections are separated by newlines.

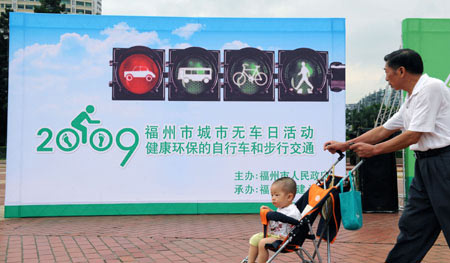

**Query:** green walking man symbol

left=70, top=105, right=101, bottom=144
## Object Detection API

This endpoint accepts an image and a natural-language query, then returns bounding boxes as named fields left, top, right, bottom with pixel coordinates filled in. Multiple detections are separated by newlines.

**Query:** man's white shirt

left=384, top=74, right=450, bottom=151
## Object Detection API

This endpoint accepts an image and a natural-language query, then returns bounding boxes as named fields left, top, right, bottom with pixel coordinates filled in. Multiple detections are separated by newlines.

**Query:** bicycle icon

left=232, top=63, right=268, bottom=88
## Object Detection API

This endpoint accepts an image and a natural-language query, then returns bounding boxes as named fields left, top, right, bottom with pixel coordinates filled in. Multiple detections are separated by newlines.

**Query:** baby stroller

left=242, top=151, right=363, bottom=263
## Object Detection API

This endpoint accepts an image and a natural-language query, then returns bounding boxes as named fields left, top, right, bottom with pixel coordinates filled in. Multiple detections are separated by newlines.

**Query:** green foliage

left=346, top=103, right=381, bottom=164
left=345, top=103, right=402, bottom=164
left=0, top=9, right=11, bottom=146
left=346, top=103, right=381, bottom=134
left=0, top=1, right=67, bottom=147
left=34, top=0, right=66, bottom=13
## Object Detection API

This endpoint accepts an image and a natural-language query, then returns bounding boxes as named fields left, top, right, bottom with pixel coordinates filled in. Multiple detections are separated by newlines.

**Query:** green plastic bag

left=339, top=171, right=363, bottom=230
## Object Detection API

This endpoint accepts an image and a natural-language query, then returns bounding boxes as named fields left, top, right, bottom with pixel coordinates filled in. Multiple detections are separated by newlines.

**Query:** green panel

left=4, top=202, right=274, bottom=218
left=402, top=18, right=450, bottom=200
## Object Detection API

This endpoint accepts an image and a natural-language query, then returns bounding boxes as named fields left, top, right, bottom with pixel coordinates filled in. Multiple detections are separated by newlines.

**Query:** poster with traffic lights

left=6, top=13, right=345, bottom=217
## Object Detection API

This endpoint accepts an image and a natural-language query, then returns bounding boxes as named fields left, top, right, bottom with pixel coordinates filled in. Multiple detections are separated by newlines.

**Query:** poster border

left=5, top=202, right=273, bottom=218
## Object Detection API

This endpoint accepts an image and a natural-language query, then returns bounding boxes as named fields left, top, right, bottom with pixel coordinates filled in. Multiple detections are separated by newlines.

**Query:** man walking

left=324, top=49, right=450, bottom=262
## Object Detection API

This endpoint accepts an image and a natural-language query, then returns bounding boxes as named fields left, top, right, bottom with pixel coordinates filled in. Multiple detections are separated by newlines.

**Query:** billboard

left=402, top=18, right=450, bottom=199
left=6, top=13, right=346, bottom=217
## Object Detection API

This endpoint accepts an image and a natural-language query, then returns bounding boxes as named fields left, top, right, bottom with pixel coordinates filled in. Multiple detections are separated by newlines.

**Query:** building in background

left=349, top=86, right=401, bottom=110
left=0, top=0, right=101, bottom=15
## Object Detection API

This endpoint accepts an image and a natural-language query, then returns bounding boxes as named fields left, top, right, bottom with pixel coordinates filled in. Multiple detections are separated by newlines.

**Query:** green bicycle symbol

left=55, top=105, right=111, bottom=152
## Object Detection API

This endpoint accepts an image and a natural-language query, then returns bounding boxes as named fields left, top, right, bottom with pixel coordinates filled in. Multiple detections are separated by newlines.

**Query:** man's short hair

left=384, top=49, right=423, bottom=75
left=273, top=177, right=297, bottom=196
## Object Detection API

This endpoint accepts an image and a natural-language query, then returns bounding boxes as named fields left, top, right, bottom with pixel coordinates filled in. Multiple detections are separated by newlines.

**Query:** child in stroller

left=245, top=177, right=301, bottom=263
left=242, top=151, right=350, bottom=263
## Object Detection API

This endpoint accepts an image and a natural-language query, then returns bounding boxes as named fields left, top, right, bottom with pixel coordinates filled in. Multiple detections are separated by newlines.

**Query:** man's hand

left=323, top=141, right=348, bottom=154
left=349, top=143, right=379, bottom=158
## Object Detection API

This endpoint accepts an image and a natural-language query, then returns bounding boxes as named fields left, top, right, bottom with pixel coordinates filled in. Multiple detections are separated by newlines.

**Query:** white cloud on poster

left=10, top=22, right=166, bottom=92
left=173, top=43, right=192, bottom=49
left=9, top=22, right=170, bottom=118
left=221, top=40, right=250, bottom=50
left=171, top=23, right=204, bottom=39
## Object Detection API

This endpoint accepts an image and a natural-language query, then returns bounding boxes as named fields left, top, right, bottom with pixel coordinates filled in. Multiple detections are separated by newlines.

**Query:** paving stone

left=1, top=163, right=449, bottom=262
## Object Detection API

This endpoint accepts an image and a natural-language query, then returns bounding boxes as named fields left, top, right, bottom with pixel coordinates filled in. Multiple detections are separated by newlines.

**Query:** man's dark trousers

left=386, top=150, right=450, bottom=263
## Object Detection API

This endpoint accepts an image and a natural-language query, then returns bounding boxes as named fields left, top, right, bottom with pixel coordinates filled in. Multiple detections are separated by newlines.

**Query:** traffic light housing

left=330, top=62, right=346, bottom=92
left=223, top=48, right=274, bottom=101
left=110, top=46, right=165, bottom=100
left=278, top=48, right=329, bottom=101
left=168, top=47, right=220, bottom=101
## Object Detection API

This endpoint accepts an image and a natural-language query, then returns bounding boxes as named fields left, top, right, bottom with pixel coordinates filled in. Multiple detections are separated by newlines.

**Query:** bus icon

left=177, top=67, right=212, bottom=84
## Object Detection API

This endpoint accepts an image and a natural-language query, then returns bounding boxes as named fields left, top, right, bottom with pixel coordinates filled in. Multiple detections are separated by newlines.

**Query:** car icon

left=124, top=66, right=156, bottom=82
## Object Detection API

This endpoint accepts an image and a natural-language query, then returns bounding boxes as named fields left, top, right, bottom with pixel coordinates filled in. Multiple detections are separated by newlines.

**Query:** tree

left=345, top=103, right=381, bottom=164
left=346, top=103, right=381, bottom=133
left=0, top=9, right=11, bottom=146
left=34, top=0, right=66, bottom=13
left=0, top=1, right=66, bottom=146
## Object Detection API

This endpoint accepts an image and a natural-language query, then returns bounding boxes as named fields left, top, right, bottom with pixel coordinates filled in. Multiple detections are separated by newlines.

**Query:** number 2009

left=36, top=127, right=139, bottom=167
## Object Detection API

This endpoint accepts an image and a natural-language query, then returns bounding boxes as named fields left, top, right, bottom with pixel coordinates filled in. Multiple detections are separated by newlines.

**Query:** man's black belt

left=414, top=145, right=450, bottom=159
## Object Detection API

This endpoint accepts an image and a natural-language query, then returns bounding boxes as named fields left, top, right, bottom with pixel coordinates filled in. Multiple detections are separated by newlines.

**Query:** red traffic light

left=111, top=46, right=165, bottom=100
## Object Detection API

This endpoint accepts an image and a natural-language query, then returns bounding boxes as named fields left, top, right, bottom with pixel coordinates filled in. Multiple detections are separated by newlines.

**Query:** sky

left=101, top=0, right=450, bottom=103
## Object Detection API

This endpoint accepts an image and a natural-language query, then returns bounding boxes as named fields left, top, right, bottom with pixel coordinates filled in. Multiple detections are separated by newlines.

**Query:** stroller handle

left=319, top=150, right=346, bottom=183
left=335, top=159, right=365, bottom=188
left=336, top=150, right=345, bottom=160
left=350, top=159, right=364, bottom=174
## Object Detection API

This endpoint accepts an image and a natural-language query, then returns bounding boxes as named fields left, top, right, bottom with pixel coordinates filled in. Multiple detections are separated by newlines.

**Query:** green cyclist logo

left=70, top=105, right=101, bottom=145
left=36, top=105, right=139, bottom=167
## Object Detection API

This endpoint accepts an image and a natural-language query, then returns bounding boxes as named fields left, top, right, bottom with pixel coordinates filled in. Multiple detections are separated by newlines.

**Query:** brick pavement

left=0, top=161, right=449, bottom=263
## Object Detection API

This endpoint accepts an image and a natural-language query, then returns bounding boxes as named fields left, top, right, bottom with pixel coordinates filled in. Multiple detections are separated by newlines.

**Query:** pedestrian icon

left=291, top=61, right=314, bottom=94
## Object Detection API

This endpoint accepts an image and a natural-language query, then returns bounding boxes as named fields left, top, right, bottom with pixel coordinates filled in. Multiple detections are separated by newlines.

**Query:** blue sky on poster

left=100, top=0, right=450, bottom=103
left=9, top=15, right=344, bottom=103
left=9, top=14, right=344, bottom=123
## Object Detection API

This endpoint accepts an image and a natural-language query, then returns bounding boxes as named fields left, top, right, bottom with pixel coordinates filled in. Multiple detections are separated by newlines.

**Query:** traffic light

left=168, top=47, right=220, bottom=101
left=329, top=62, right=346, bottom=92
left=110, top=46, right=165, bottom=100
left=223, top=48, right=274, bottom=101
left=278, top=48, right=329, bottom=101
